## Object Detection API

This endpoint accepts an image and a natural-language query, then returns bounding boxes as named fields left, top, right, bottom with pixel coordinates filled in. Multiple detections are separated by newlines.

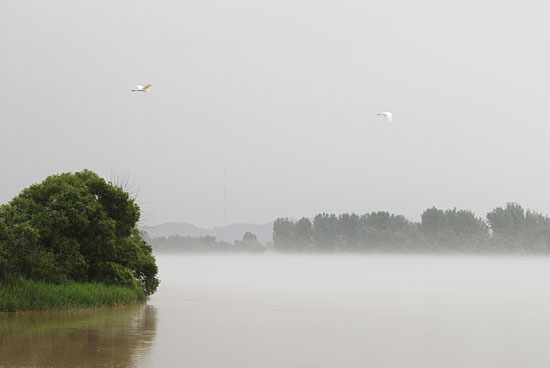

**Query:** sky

left=2, top=0, right=550, bottom=228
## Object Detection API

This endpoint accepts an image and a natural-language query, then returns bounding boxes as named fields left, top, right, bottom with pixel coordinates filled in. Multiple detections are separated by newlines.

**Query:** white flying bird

left=377, top=112, right=393, bottom=122
left=131, top=84, right=152, bottom=93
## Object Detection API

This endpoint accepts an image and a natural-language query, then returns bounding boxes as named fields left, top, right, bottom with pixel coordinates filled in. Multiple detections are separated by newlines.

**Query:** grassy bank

left=0, top=278, right=145, bottom=312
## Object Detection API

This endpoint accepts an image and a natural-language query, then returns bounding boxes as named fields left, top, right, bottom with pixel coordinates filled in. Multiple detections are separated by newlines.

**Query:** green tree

left=0, top=216, right=10, bottom=281
left=273, top=218, right=296, bottom=251
left=487, top=203, right=550, bottom=251
left=312, top=213, right=340, bottom=251
left=419, top=207, right=488, bottom=250
left=359, top=211, right=418, bottom=251
left=0, top=170, right=159, bottom=294
left=486, top=203, right=526, bottom=241
left=234, top=232, right=265, bottom=253
left=339, top=213, right=361, bottom=250
left=294, top=217, right=314, bottom=250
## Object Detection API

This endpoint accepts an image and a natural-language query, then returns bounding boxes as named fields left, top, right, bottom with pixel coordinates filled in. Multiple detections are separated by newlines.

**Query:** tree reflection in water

left=0, top=304, right=157, bottom=367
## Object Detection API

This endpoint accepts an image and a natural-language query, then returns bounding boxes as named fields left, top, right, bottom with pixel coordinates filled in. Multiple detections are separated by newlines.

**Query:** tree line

left=148, top=232, right=265, bottom=253
left=273, top=203, right=550, bottom=253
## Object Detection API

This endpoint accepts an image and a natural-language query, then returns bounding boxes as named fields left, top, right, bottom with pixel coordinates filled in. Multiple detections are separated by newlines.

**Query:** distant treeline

left=148, top=203, right=550, bottom=254
left=273, top=203, right=550, bottom=253
left=148, top=232, right=265, bottom=253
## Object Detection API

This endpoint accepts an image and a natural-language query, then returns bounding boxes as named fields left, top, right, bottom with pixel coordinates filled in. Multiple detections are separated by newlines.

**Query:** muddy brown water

left=3, top=254, right=550, bottom=367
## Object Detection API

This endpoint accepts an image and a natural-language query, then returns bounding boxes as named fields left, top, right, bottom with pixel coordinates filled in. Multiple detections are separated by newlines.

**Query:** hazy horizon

left=3, top=0, right=550, bottom=228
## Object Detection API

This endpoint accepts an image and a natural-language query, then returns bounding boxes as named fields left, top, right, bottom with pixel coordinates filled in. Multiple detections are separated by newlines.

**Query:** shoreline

left=0, top=278, right=146, bottom=312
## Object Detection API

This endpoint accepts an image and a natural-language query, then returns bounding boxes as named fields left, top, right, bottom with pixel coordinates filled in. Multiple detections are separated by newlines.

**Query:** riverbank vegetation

left=0, top=278, right=145, bottom=312
left=0, top=170, right=159, bottom=311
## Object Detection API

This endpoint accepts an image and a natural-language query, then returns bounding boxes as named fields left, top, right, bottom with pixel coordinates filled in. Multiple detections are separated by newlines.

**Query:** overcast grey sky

left=2, top=0, right=550, bottom=227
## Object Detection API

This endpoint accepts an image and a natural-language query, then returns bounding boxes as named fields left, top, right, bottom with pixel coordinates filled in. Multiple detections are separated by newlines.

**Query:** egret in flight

left=377, top=112, right=393, bottom=122
left=131, top=84, right=152, bottom=93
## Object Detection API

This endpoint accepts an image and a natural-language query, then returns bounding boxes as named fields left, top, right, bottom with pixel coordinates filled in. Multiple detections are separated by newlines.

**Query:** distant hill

left=142, top=222, right=273, bottom=244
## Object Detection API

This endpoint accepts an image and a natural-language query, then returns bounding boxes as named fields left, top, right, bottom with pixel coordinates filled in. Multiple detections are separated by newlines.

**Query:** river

left=3, top=254, right=550, bottom=367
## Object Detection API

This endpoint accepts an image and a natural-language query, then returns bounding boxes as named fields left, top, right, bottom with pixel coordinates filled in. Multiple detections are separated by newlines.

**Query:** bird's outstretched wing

left=142, top=84, right=152, bottom=91
left=378, top=112, right=392, bottom=122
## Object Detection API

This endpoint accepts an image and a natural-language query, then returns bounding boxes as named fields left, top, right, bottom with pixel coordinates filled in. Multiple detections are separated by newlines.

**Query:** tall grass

left=0, top=278, right=145, bottom=312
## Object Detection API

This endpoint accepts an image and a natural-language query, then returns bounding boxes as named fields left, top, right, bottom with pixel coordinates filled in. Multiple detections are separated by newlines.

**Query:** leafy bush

left=0, top=170, right=158, bottom=295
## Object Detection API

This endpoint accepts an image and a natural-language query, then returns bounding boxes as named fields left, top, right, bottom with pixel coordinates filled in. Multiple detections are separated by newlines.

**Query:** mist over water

left=146, top=255, right=550, bottom=368
left=4, top=254, right=550, bottom=367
